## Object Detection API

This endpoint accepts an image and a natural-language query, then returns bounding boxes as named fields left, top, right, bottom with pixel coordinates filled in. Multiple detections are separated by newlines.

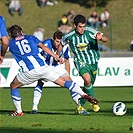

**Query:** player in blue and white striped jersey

left=32, top=30, right=88, bottom=114
left=8, top=25, right=95, bottom=116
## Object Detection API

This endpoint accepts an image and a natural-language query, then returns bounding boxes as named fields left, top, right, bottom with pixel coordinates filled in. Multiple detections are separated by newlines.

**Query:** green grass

left=0, top=0, right=133, bottom=51
left=0, top=87, right=133, bottom=133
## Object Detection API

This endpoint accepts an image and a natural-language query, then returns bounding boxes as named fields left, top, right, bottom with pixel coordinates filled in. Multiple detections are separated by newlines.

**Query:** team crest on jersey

left=77, top=43, right=87, bottom=51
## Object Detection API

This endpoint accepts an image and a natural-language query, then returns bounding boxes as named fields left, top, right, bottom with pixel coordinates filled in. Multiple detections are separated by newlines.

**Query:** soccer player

left=0, top=16, right=9, bottom=64
left=58, top=14, right=108, bottom=114
left=7, top=25, right=98, bottom=116
left=31, top=30, right=89, bottom=114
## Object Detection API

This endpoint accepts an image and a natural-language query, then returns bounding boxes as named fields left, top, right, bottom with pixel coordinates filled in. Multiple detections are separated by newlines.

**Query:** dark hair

left=8, top=25, right=23, bottom=38
left=73, top=14, right=86, bottom=26
left=53, top=30, right=63, bottom=40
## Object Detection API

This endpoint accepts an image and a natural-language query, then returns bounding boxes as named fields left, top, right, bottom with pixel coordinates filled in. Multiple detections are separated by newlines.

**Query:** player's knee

left=10, top=81, right=21, bottom=89
left=54, top=77, right=65, bottom=87
left=10, top=82, right=15, bottom=89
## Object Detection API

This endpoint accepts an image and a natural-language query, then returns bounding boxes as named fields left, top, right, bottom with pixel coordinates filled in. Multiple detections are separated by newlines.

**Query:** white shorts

left=17, top=65, right=60, bottom=85
left=50, top=65, right=69, bottom=77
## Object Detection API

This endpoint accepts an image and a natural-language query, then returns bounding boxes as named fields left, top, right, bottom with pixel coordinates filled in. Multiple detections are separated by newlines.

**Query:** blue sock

left=34, top=84, right=43, bottom=93
left=10, top=88, right=21, bottom=101
left=64, top=80, right=85, bottom=96
left=64, top=80, right=76, bottom=91
left=10, top=88, right=22, bottom=113
left=70, top=91, right=78, bottom=99
left=70, top=91, right=81, bottom=105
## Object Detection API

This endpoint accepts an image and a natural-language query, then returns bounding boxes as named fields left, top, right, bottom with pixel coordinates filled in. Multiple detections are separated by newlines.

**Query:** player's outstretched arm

left=38, top=42, right=64, bottom=64
left=1, top=36, right=9, bottom=56
left=64, top=58, right=70, bottom=74
left=0, top=36, right=9, bottom=64
left=57, top=43, right=63, bottom=56
left=96, top=32, right=108, bottom=42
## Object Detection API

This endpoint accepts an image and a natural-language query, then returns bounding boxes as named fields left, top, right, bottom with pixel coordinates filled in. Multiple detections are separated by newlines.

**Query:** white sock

left=32, top=87, right=42, bottom=110
left=71, top=93, right=81, bottom=105
left=13, top=99, right=22, bottom=113
left=70, top=82, right=87, bottom=96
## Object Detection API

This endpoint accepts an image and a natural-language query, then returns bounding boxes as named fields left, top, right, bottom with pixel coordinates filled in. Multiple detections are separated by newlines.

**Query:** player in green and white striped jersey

left=60, top=14, right=108, bottom=114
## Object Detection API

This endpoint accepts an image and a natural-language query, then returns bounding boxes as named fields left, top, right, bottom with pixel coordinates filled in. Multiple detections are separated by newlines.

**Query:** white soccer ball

left=112, top=102, right=127, bottom=116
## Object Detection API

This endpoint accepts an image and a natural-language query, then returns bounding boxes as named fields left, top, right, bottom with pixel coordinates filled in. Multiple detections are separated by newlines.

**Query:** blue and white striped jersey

left=9, top=35, right=46, bottom=72
left=40, top=38, right=71, bottom=66
left=0, top=16, right=8, bottom=39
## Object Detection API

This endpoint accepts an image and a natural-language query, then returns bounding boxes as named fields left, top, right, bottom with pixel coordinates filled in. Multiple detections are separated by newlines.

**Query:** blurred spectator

left=98, top=44, right=111, bottom=52
left=130, top=39, right=133, bottom=51
left=46, top=0, right=54, bottom=6
left=33, top=26, right=45, bottom=41
left=87, top=10, right=99, bottom=29
left=100, top=9, right=110, bottom=28
left=8, top=0, right=23, bottom=16
left=67, top=9, right=76, bottom=26
left=58, top=14, right=72, bottom=34
left=36, top=0, right=47, bottom=7
left=36, top=0, right=54, bottom=7
left=53, top=0, right=58, bottom=5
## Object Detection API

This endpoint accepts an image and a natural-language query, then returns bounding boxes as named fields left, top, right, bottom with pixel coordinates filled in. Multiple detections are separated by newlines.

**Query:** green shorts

left=74, top=60, right=98, bottom=85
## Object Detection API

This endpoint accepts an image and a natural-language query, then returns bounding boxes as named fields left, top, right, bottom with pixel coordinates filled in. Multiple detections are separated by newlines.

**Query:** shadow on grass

left=0, top=109, right=76, bottom=116
left=0, top=127, right=99, bottom=133
left=101, top=100, right=133, bottom=104
left=98, top=109, right=132, bottom=116
left=0, top=110, right=100, bottom=133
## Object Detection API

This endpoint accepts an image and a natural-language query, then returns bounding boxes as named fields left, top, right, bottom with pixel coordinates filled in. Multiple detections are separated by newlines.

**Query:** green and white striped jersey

left=62, top=26, right=100, bottom=64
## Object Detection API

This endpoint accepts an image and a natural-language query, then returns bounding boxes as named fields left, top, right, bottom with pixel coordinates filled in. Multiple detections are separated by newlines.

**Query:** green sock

left=80, top=84, right=94, bottom=106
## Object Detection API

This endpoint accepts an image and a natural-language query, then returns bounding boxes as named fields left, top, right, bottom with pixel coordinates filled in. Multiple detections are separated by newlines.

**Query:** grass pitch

left=0, top=87, right=132, bottom=133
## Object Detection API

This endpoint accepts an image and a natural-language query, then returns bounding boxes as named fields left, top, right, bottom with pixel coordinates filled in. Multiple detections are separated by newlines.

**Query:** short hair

left=73, top=14, right=86, bottom=26
left=53, top=30, right=63, bottom=40
left=8, top=25, right=23, bottom=39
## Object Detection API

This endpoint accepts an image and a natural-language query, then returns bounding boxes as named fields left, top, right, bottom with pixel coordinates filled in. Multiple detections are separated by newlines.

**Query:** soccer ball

left=112, top=102, right=127, bottom=116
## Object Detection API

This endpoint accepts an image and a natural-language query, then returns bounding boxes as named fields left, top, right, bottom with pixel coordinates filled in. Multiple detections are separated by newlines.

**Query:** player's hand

left=55, top=57, right=64, bottom=64
left=96, top=32, right=102, bottom=40
left=58, top=58, right=64, bottom=64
